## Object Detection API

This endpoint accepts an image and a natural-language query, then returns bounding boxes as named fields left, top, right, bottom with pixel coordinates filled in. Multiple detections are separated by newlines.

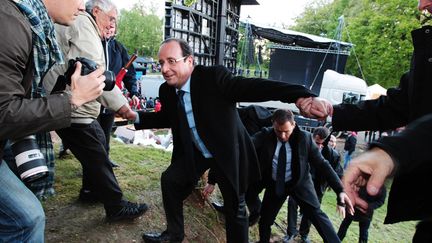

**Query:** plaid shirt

left=9, top=0, right=64, bottom=199
left=12, top=0, right=64, bottom=98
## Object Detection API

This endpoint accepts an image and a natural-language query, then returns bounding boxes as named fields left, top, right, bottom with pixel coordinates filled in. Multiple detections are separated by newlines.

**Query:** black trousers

left=337, top=214, right=371, bottom=242
left=287, top=182, right=325, bottom=237
left=161, top=148, right=248, bottom=243
left=56, top=121, right=123, bottom=206
left=413, top=218, right=432, bottom=243
left=97, top=107, right=115, bottom=154
left=258, top=181, right=340, bottom=243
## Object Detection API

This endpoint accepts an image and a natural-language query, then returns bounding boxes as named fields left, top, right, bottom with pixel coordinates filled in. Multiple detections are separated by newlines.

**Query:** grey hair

left=85, top=0, right=117, bottom=14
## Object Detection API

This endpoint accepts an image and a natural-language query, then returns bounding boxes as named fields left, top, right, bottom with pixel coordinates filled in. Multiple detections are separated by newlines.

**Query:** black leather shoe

left=105, top=200, right=148, bottom=221
left=142, top=231, right=182, bottom=243
left=211, top=202, right=225, bottom=214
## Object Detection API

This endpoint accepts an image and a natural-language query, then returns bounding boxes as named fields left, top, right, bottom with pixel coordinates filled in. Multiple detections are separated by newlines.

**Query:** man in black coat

left=135, top=38, right=333, bottom=243
left=286, top=127, right=343, bottom=242
left=250, top=110, right=352, bottom=243
left=296, top=1, right=432, bottom=240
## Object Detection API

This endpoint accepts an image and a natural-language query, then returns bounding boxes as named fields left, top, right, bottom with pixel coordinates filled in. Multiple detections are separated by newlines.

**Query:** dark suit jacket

left=103, top=38, right=139, bottom=96
left=0, top=1, right=71, bottom=159
left=252, top=126, right=343, bottom=208
left=314, top=145, right=343, bottom=197
left=332, top=26, right=432, bottom=224
left=135, top=65, right=315, bottom=195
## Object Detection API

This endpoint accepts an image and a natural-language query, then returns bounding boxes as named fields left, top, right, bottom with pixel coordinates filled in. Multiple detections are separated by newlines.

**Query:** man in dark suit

left=286, top=127, right=344, bottom=242
left=135, top=38, right=333, bottom=243
left=250, top=109, right=352, bottom=243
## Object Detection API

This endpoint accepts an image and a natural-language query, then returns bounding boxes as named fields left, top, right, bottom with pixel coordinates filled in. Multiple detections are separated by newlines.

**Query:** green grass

left=266, top=180, right=417, bottom=243
left=44, top=139, right=417, bottom=242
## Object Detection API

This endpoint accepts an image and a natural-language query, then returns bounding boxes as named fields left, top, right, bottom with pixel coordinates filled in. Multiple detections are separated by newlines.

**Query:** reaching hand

left=337, top=205, right=346, bottom=218
left=202, top=183, right=215, bottom=200
left=337, top=192, right=354, bottom=218
left=342, top=147, right=395, bottom=213
left=296, top=97, right=312, bottom=115
left=296, top=97, right=333, bottom=120
left=70, top=62, right=105, bottom=107
left=131, top=95, right=140, bottom=108
left=116, top=104, right=137, bottom=121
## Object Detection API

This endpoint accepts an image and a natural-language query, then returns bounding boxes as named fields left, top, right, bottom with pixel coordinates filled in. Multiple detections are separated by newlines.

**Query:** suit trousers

left=258, top=181, right=340, bottom=243
left=287, top=183, right=325, bottom=238
left=97, top=107, right=115, bottom=154
left=161, top=147, right=248, bottom=243
left=413, top=218, right=432, bottom=243
left=56, top=121, right=123, bottom=206
left=337, top=214, right=371, bottom=242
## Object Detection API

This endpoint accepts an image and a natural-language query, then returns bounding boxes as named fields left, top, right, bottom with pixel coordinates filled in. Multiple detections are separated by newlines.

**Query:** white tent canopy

left=366, top=84, right=387, bottom=100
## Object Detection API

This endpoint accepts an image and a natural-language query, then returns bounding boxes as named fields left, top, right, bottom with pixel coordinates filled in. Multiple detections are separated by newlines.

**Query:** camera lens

left=103, top=70, right=116, bottom=91
left=10, top=135, right=49, bottom=183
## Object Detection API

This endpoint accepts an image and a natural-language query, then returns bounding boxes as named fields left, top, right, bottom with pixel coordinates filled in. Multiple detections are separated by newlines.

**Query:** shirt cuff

left=134, top=111, right=140, bottom=124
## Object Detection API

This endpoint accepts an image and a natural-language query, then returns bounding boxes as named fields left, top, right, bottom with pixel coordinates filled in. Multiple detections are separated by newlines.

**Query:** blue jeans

left=343, top=151, right=352, bottom=169
left=0, top=161, right=45, bottom=242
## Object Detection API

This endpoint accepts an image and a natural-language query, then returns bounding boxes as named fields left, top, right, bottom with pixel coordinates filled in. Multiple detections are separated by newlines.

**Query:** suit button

left=426, top=29, right=431, bottom=34
left=428, top=58, right=432, bottom=63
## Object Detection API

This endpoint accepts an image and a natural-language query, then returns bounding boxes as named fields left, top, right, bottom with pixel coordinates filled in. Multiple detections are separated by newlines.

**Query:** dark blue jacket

left=102, top=38, right=139, bottom=97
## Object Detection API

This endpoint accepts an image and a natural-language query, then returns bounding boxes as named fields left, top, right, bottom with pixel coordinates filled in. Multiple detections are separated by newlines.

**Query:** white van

left=320, top=69, right=367, bottom=106
left=240, top=69, right=367, bottom=113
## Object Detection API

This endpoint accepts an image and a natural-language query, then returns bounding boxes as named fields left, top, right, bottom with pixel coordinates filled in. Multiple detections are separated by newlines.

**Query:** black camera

left=66, top=57, right=115, bottom=91
left=10, top=135, right=48, bottom=183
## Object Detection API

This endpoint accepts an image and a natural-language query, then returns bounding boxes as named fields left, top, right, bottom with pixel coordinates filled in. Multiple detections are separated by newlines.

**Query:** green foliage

left=268, top=182, right=417, bottom=243
left=184, top=0, right=198, bottom=7
left=117, top=1, right=163, bottom=59
left=292, top=0, right=420, bottom=88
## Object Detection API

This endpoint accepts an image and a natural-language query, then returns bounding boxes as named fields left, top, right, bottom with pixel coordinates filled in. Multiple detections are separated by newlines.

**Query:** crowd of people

left=1, top=0, right=432, bottom=242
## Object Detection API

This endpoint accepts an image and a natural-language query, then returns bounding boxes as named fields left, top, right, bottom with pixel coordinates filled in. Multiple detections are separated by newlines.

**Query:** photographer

left=0, top=0, right=105, bottom=241
left=44, top=0, right=148, bottom=221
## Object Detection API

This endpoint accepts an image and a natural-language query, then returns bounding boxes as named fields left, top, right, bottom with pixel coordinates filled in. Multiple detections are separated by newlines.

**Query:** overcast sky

left=110, top=0, right=312, bottom=27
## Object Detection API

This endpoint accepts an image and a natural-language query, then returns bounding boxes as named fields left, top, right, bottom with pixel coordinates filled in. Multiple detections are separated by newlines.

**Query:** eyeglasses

left=159, top=56, right=188, bottom=67
left=96, top=7, right=117, bottom=24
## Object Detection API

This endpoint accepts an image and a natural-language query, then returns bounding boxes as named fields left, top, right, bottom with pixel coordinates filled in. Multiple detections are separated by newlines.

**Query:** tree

left=117, top=1, right=163, bottom=59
